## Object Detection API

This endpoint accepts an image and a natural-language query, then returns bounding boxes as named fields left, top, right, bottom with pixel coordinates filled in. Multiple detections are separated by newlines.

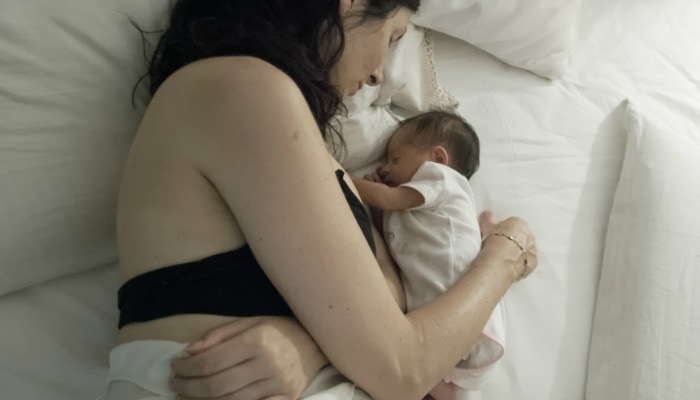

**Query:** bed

left=1, top=0, right=698, bottom=399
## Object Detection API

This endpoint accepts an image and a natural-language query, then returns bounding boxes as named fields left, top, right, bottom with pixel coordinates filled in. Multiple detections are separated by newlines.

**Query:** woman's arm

left=163, top=57, right=535, bottom=400
left=372, top=223, right=407, bottom=312
left=171, top=213, right=530, bottom=400
left=172, top=224, right=406, bottom=400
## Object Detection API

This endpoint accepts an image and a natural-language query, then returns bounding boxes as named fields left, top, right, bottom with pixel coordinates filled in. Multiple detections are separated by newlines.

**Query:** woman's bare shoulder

left=139, top=55, right=322, bottom=171
left=156, top=56, right=300, bottom=102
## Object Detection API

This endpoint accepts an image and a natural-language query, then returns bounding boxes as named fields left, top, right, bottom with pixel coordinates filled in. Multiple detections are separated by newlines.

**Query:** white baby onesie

left=383, top=161, right=505, bottom=392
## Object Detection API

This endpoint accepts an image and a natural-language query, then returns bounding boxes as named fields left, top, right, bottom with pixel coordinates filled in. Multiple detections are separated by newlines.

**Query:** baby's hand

left=363, top=169, right=383, bottom=183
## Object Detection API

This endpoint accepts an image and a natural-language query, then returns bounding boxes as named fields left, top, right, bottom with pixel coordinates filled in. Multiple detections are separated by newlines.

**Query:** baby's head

left=379, top=111, right=479, bottom=186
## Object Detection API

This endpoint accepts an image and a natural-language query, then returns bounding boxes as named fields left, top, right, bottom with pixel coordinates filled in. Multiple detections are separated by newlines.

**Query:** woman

left=111, top=0, right=537, bottom=399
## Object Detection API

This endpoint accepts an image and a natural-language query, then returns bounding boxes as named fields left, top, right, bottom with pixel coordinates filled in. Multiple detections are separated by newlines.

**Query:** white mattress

left=1, top=0, right=698, bottom=399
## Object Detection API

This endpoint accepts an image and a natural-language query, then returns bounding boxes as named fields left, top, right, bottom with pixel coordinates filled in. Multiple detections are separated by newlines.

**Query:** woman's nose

left=366, top=66, right=384, bottom=86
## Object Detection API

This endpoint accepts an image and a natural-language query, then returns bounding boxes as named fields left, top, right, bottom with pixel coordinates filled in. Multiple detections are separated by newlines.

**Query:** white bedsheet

left=0, top=265, right=118, bottom=399
left=432, top=33, right=626, bottom=400
left=1, top=0, right=699, bottom=399
left=430, top=0, right=700, bottom=398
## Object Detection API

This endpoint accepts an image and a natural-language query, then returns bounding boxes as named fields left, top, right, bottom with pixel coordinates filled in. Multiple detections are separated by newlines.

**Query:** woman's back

left=116, top=56, right=339, bottom=343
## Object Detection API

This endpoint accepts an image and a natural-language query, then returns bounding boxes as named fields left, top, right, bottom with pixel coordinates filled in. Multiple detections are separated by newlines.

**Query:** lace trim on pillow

left=423, top=29, right=459, bottom=110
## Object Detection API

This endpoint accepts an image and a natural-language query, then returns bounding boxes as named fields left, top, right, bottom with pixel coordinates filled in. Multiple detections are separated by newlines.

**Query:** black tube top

left=118, top=170, right=374, bottom=328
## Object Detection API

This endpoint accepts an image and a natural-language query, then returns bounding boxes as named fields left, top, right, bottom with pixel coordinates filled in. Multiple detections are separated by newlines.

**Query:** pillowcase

left=586, top=100, right=700, bottom=399
left=0, top=0, right=173, bottom=296
left=375, top=23, right=458, bottom=113
left=411, top=0, right=583, bottom=79
left=335, top=86, right=399, bottom=174
left=338, top=23, right=458, bottom=174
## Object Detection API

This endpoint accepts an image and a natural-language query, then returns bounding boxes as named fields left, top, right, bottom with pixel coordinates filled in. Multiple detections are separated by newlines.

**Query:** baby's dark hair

left=399, top=110, right=480, bottom=179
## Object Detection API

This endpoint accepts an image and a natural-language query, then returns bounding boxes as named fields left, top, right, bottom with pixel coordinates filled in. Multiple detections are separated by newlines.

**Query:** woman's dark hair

left=143, top=0, right=420, bottom=143
left=400, top=110, right=480, bottom=179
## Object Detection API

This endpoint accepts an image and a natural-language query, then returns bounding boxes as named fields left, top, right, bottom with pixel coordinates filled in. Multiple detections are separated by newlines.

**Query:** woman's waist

left=117, top=314, right=240, bottom=344
left=117, top=245, right=295, bottom=330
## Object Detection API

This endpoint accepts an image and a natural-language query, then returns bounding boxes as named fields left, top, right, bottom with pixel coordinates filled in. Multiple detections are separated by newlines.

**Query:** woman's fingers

left=186, top=317, right=265, bottom=355
left=478, top=210, right=497, bottom=237
left=173, top=331, right=256, bottom=379
left=172, top=317, right=314, bottom=399
left=173, top=317, right=287, bottom=379
left=480, top=212, right=532, bottom=248
left=172, top=358, right=273, bottom=399
left=521, top=233, right=538, bottom=280
left=479, top=210, right=539, bottom=281
left=173, top=346, right=303, bottom=400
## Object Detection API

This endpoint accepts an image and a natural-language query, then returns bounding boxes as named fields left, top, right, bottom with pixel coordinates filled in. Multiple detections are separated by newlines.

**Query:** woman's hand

left=171, top=316, right=327, bottom=400
left=478, top=210, right=538, bottom=282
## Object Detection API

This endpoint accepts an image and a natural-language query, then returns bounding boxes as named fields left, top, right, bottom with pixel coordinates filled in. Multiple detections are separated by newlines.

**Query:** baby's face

left=378, top=125, right=433, bottom=187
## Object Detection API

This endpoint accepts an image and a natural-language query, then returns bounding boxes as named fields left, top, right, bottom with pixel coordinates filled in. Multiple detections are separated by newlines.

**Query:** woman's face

left=332, top=3, right=411, bottom=96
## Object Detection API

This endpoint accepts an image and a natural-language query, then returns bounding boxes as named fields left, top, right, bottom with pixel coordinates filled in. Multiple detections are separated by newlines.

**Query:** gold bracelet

left=481, top=232, right=528, bottom=278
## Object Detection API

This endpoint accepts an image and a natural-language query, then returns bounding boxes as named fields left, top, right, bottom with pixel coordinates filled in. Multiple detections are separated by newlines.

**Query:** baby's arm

left=351, top=176, right=424, bottom=211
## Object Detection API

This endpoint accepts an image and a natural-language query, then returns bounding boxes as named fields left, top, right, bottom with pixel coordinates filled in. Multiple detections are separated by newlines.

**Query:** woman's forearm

left=356, top=239, right=521, bottom=400
left=372, top=225, right=407, bottom=312
left=405, top=242, right=520, bottom=389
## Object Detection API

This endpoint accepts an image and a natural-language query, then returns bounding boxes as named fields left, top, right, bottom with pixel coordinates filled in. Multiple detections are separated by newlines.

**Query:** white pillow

left=376, top=23, right=458, bottom=113
left=0, top=0, right=173, bottom=296
left=411, top=0, right=583, bottom=79
left=338, top=23, right=457, bottom=174
left=336, top=87, right=399, bottom=174
left=586, top=101, right=700, bottom=399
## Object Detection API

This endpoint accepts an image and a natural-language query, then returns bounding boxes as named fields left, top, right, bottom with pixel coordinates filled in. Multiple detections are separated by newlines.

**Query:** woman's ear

left=432, top=146, right=449, bottom=166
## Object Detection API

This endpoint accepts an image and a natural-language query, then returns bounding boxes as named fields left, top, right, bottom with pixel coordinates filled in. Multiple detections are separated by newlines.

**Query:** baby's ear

left=339, top=0, right=354, bottom=15
left=432, top=146, right=449, bottom=166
